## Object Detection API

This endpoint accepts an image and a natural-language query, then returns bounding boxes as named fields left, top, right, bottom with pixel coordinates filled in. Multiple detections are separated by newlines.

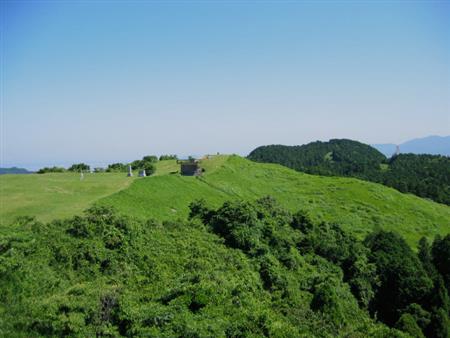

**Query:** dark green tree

left=129, top=156, right=157, bottom=175
left=364, top=231, right=433, bottom=325
left=431, top=234, right=450, bottom=291
left=291, top=209, right=314, bottom=233
left=188, top=199, right=213, bottom=223
left=403, top=304, right=431, bottom=332
left=37, top=166, right=66, bottom=174
left=426, top=275, right=450, bottom=315
left=426, top=308, right=449, bottom=338
left=130, top=159, right=142, bottom=170
left=296, top=218, right=377, bottom=308
left=106, top=163, right=127, bottom=172
left=141, top=162, right=156, bottom=176
left=395, top=313, right=425, bottom=338
left=142, top=155, right=158, bottom=163
left=68, top=163, right=90, bottom=172
left=159, top=154, right=178, bottom=161
left=418, top=237, right=436, bottom=278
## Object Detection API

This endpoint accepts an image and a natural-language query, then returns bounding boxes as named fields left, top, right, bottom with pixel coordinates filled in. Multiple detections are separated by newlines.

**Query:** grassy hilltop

left=1, top=155, right=449, bottom=246
left=100, top=155, right=450, bottom=247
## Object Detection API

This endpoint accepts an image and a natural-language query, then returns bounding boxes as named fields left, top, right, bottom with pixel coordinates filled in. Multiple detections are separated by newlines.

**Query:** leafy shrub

left=364, top=231, right=433, bottom=325
left=159, top=155, right=178, bottom=161
left=68, top=163, right=90, bottom=172
left=106, top=163, right=127, bottom=172
left=37, top=166, right=66, bottom=173
left=395, top=313, right=425, bottom=338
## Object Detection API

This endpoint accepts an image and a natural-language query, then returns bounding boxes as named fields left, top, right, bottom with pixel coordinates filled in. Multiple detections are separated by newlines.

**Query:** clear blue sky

left=2, top=1, right=449, bottom=169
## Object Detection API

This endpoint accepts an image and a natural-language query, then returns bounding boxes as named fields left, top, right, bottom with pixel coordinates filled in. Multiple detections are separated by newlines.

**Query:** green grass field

left=0, top=172, right=136, bottom=224
left=1, top=155, right=449, bottom=247
left=0, top=160, right=190, bottom=225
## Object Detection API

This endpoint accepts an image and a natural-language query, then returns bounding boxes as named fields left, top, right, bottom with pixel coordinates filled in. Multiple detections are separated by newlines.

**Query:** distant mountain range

left=0, top=167, right=33, bottom=175
left=372, top=135, right=450, bottom=157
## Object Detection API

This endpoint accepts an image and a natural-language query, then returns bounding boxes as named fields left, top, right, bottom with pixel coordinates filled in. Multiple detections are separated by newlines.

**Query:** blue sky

left=2, top=1, right=449, bottom=169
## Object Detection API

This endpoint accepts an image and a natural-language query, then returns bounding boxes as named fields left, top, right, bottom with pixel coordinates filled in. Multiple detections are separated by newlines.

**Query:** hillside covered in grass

left=100, top=155, right=450, bottom=247
left=0, top=172, right=135, bottom=225
left=0, top=159, right=180, bottom=226
left=248, top=139, right=450, bottom=205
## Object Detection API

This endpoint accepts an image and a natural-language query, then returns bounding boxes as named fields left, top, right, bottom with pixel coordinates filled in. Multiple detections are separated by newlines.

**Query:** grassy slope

left=100, top=155, right=450, bottom=246
left=0, top=160, right=186, bottom=225
left=1, top=156, right=448, bottom=246
left=0, top=173, right=135, bottom=225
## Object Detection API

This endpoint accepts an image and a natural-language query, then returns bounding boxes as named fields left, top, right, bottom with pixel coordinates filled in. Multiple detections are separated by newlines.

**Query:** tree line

left=36, top=154, right=178, bottom=175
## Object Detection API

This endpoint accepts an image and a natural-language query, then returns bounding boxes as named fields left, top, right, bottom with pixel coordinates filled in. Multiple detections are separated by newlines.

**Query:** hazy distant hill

left=373, top=135, right=450, bottom=157
left=0, top=167, right=32, bottom=175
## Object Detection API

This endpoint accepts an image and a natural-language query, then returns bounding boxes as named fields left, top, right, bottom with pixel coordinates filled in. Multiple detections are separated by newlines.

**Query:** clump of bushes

left=106, top=163, right=127, bottom=172
left=37, top=163, right=91, bottom=174
left=37, top=166, right=66, bottom=174
left=68, top=163, right=90, bottom=172
left=159, top=154, right=178, bottom=161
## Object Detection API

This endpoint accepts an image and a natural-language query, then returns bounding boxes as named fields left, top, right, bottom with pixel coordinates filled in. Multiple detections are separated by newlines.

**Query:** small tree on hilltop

left=141, top=162, right=155, bottom=176
left=37, top=166, right=66, bottom=174
left=142, top=155, right=158, bottom=163
left=159, top=154, right=178, bottom=161
left=68, top=163, right=90, bottom=172
left=106, top=163, right=127, bottom=172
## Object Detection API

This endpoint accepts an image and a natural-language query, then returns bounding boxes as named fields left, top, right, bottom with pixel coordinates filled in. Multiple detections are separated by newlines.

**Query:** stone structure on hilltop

left=179, top=159, right=203, bottom=176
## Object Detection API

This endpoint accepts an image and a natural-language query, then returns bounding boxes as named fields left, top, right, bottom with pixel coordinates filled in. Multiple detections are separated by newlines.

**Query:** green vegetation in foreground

left=1, top=198, right=448, bottom=337
left=100, top=155, right=450, bottom=247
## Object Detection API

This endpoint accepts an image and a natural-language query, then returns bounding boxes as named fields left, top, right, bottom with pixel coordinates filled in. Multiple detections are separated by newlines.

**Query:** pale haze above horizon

left=1, top=1, right=449, bottom=170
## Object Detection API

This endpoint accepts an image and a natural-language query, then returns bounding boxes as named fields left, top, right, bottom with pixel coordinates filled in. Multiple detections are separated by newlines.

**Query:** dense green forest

left=1, top=197, right=448, bottom=337
left=383, top=154, right=450, bottom=204
left=248, top=139, right=450, bottom=205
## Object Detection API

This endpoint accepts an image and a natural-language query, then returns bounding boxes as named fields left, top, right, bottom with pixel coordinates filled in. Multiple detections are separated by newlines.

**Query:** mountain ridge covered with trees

left=248, top=139, right=450, bottom=205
